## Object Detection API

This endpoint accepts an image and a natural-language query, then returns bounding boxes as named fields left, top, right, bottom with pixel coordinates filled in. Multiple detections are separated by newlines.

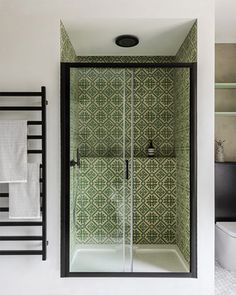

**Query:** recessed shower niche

left=61, top=61, right=197, bottom=277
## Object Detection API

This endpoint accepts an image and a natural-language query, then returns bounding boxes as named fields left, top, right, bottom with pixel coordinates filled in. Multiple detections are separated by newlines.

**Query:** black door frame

left=61, top=62, right=197, bottom=278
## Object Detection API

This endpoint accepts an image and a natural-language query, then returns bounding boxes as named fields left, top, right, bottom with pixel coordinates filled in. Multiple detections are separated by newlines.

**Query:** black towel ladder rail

left=0, top=86, right=47, bottom=260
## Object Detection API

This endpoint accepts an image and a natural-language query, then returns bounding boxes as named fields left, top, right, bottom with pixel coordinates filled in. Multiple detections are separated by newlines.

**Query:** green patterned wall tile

left=75, top=157, right=176, bottom=244
left=173, top=21, right=197, bottom=264
left=76, top=56, right=175, bottom=63
left=60, top=21, right=77, bottom=62
left=174, top=68, right=190, bottom=263
left=175, top=21, right=197, bottom=63
left=76, top=68, right=124, bottom=158
left=75, top=158, right=124, bottom=244
left=75, top=67, right=175, bottom=158
left=133, top=158, right=176, bottom=244
left=70, top=64, right=177, bottom=245
left=70, top=63, right=176, bottom=245
left=133, top=68, right=174, bottom=157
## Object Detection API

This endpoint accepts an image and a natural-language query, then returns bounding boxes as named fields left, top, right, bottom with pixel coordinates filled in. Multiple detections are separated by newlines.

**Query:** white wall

left=215, top=0, right=236, bottom=42
left=0, top=1, right=214, bottom=294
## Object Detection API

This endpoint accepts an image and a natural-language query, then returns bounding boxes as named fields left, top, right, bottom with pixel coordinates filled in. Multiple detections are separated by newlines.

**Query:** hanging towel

left=0, top=120, right=27, bottom=183
left=9, top=163, right=40, bottom=219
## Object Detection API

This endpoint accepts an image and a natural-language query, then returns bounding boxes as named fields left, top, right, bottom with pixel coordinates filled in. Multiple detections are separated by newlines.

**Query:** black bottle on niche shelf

left=147, top=140, right=155, bottom=157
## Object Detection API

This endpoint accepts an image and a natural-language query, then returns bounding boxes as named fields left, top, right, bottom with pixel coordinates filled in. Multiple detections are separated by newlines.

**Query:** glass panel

left=132, top=67, right=190, bottom=272
left=68, top=66, right=191, bottom=274
left=69, top=67, right=127, bottom=272
left=174, top=68, right=190, bottom=272
left=123, top=68, right=134, bottom=272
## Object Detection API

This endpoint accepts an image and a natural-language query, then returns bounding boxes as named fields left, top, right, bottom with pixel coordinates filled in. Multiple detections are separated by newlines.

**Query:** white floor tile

left=215, top=261, right=236, bottom=295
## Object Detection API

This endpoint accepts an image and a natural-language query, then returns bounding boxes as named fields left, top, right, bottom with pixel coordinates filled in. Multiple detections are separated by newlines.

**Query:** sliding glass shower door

left=61, top=62, right=197, bottom=277
left=69, top=67, right=133, bottom=272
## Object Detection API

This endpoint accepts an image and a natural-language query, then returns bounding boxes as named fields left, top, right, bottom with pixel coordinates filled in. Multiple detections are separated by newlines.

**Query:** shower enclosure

left=61, top=63, right=197, bottom=277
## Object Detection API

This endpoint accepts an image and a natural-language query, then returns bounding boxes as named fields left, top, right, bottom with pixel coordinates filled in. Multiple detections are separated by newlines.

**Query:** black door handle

left=125, top=160, right=129, bottom=180
left=70, top=148, right=80, bottom=169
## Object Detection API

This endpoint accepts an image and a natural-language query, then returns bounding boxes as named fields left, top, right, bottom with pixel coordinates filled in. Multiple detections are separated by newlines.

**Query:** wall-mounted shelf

left=215, top=112, right=236, bottom=116
left=215, top=83, right=236, bottom=89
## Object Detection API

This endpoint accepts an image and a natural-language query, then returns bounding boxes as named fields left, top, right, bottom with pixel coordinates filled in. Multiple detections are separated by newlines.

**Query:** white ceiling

left=62, top=18, right=195, bottom=56
left=216, top=0, right=236, bottom=43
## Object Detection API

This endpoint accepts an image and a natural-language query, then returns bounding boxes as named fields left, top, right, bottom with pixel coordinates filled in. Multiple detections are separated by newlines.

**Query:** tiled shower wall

left=72, top=64, right=177, bottom=245
left=174, top=68, right=190, bottom=263
left=174, top=21, right=197, bottom=263
left=74, top=67, right=175, bottom=158
left=75, top=157, right=176, bottom=244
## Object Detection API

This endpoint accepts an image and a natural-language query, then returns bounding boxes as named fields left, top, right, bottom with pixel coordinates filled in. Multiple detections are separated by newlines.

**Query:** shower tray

left=70, top=244, right=189, bottom=273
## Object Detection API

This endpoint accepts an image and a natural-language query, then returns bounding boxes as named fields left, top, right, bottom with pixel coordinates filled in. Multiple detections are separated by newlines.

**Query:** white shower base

left=70, top=244, right=189, bottom=273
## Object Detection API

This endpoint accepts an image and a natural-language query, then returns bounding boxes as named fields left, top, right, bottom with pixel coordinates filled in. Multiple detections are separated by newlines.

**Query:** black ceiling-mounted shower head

left=115, top=35, right=139, bottom=48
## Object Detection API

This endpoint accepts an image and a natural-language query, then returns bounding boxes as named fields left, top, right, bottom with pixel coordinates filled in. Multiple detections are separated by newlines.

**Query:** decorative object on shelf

left=147, top=140, right=155, bottom=157
left=215, top=139, right=225, bottom=162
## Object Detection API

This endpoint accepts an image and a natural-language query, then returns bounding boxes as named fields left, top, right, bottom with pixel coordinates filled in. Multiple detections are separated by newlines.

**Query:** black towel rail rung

left=0, top=86, right=47, bottom=260
left=0, top=193, right=43, bottom=198
left=27, top=150, right=42, bottom=154
left=27, top=121, right=42, bottom=125
left=0, top=208, right=8, bottom=212
left=0, top=208, right=9, bottom=212
left=0, top=250, right=43, bottom=255
left=0, top=106, right=42, bottom=111
left=0, top=221, right=42, bottom=226
left=0, top=92, right=42, bottom=97
left=0, top=206, right=43, bottom=212
left=0, top=236, right=42, bottom=241
left=27, top=135, right=42, bottom=139
left=0, top=193, right=10, bottom=198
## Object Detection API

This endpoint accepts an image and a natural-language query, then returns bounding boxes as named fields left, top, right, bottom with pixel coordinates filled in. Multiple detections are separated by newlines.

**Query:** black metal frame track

left=61, top=63, right=197, bottom=277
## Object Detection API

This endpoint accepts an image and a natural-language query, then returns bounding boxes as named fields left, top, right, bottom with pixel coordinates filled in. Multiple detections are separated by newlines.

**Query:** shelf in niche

left=215, top=83, right=236, bottom=89
left=215, top=112, right=236, bottom=116
left=78, top=156, right=176, bottom=159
